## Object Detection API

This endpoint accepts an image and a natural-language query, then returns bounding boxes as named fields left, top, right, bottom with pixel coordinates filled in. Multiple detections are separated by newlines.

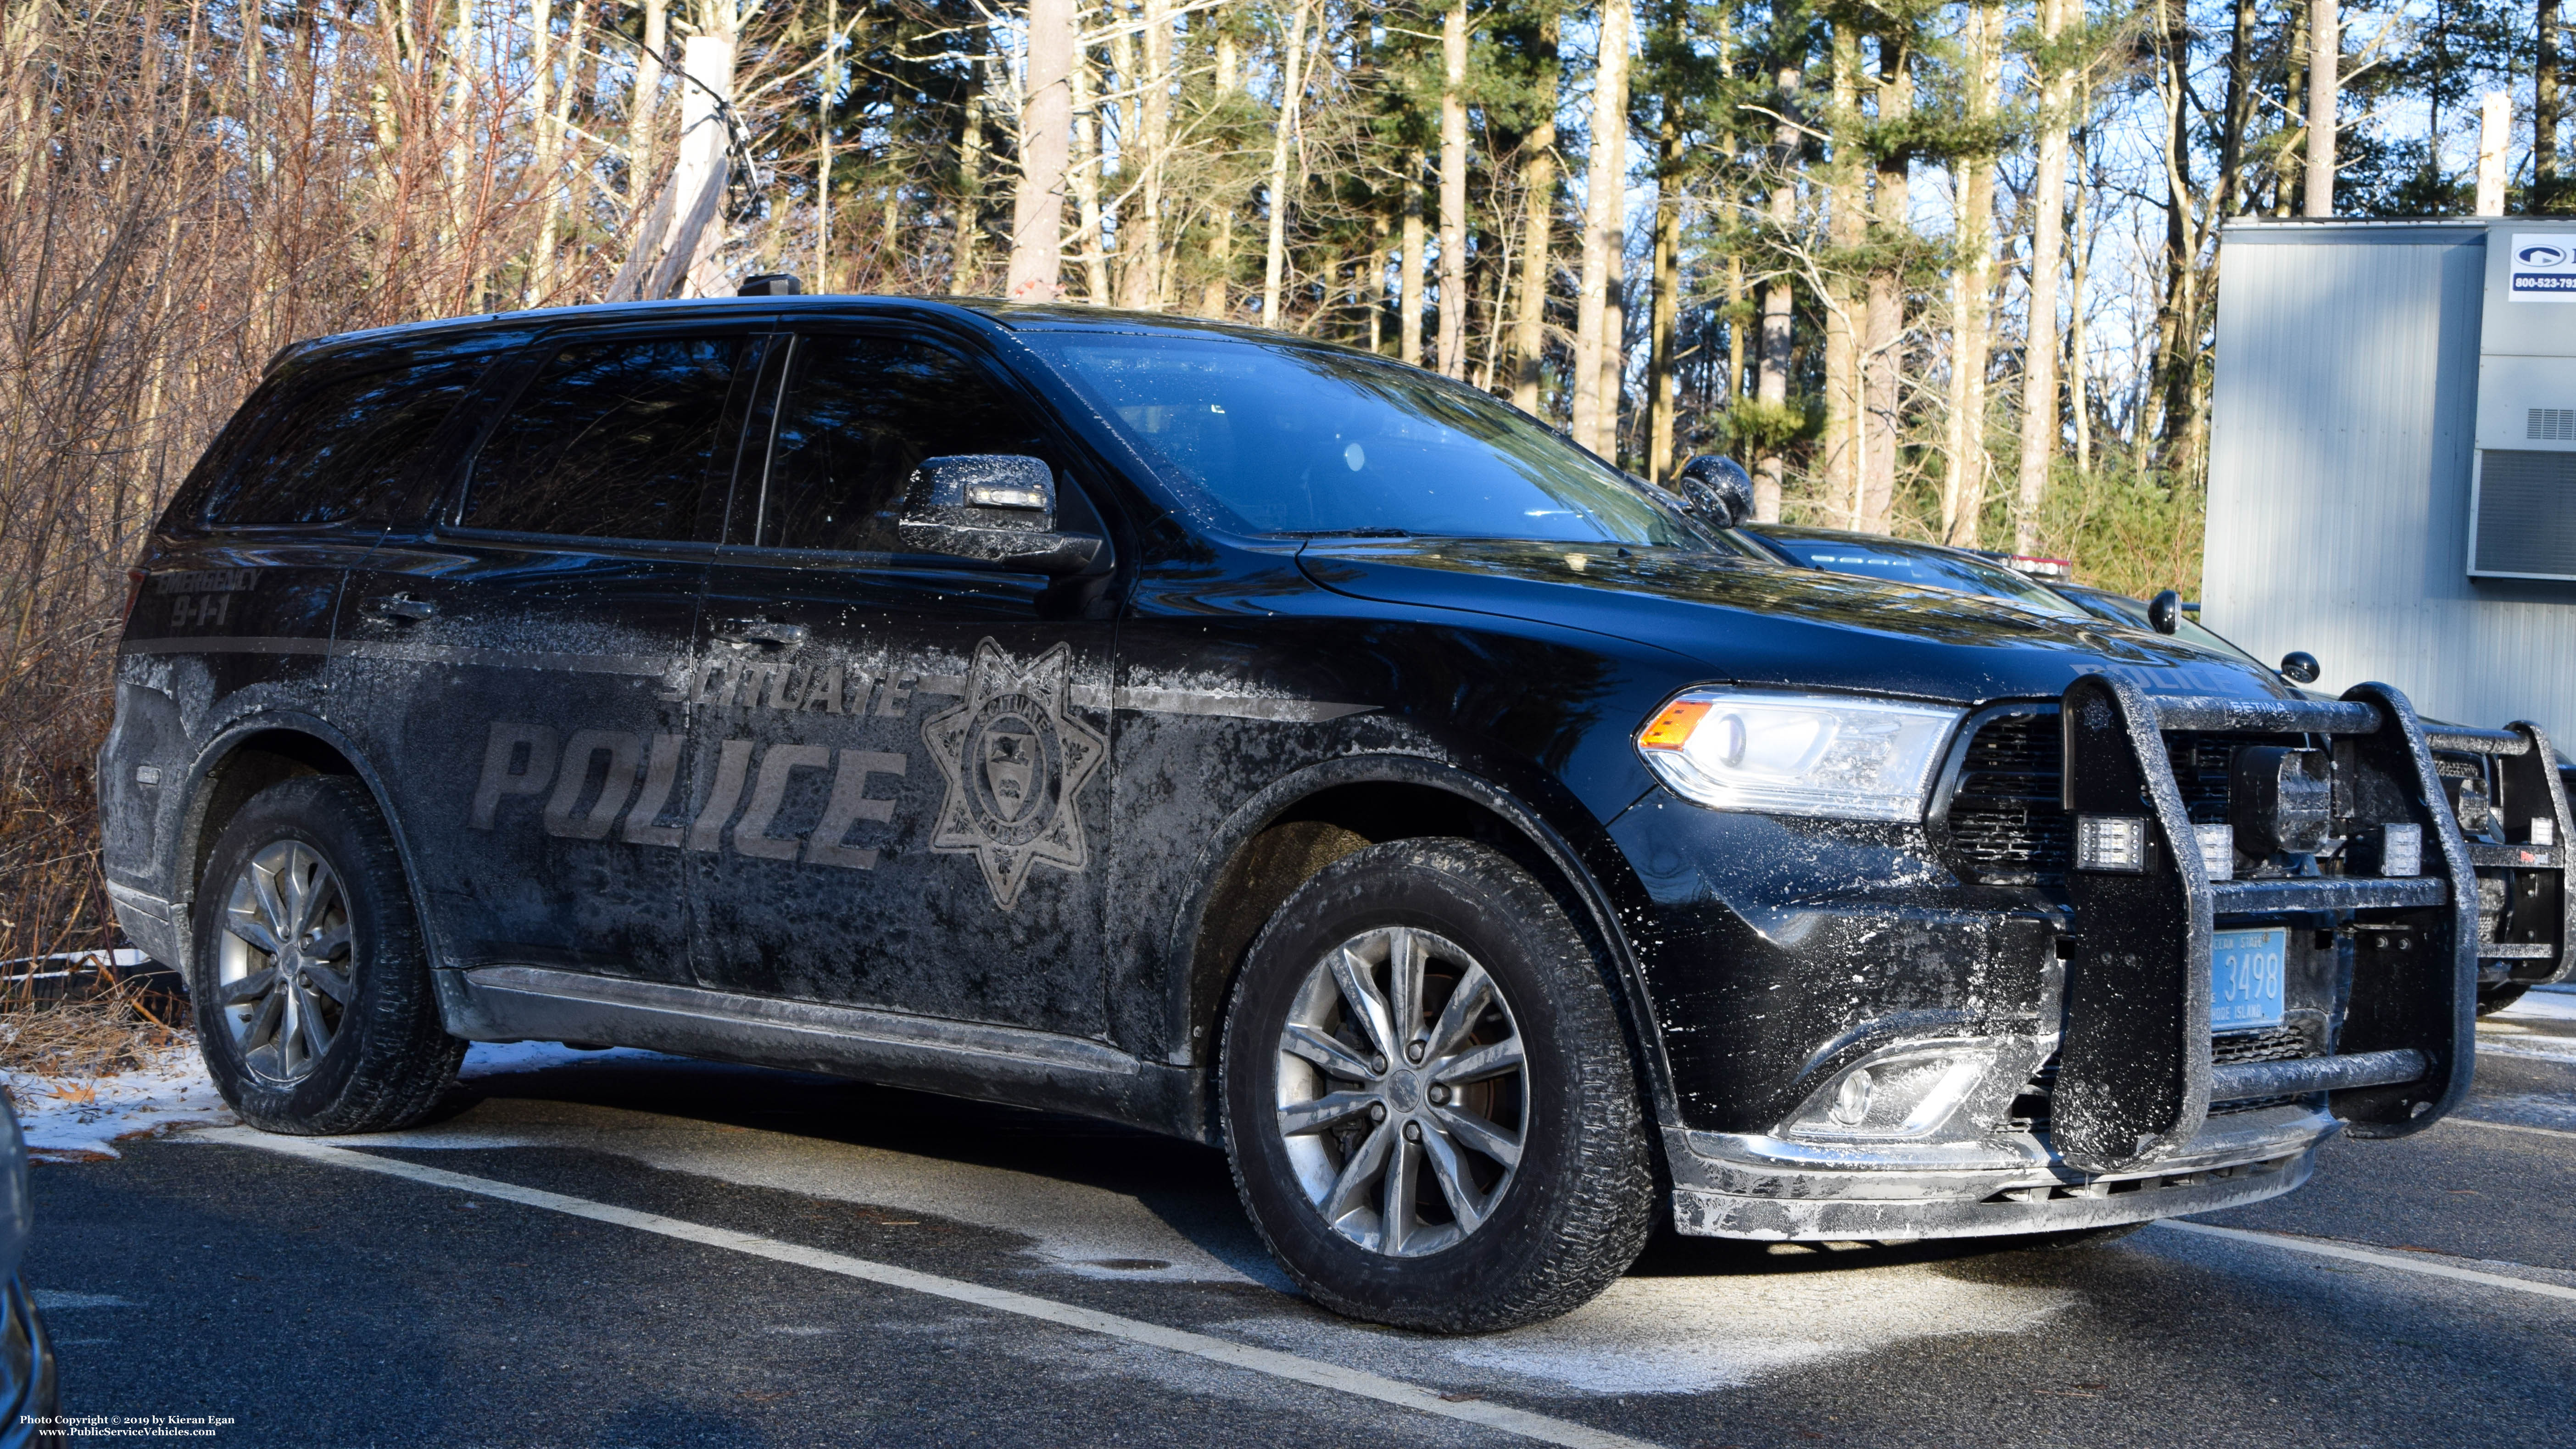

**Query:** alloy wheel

left=216, top=840, right=356, bottom=1084
left=1271, top=925, right=1529, bottom=1257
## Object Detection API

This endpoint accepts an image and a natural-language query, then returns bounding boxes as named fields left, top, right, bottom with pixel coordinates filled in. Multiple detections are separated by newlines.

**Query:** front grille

left=1945, top=713, right=2073, bottom=883
left=2211, top=1023, right=2316, bottom=1066
left=1943, top=712, right=2290, bottom=884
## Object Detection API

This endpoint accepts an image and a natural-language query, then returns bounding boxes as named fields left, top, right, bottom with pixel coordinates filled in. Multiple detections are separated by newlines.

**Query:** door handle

left=361, top=594, right=435, bottom=623
left=716, top=619, right=808, bottom=649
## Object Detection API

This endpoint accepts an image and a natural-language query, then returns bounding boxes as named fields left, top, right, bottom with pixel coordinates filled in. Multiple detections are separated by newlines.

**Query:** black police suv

left=100, top=295, right=2575, bottom=1332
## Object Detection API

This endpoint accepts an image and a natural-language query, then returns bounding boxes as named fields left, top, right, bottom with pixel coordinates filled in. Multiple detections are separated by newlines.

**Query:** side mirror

left=2280, top=650, right=2321, bottom=684
left=897, top=455, right=1104, bottom=574
left=2147, top=589, right=2182, bottom=634
left=1676, top=456, right=1755, bottom=529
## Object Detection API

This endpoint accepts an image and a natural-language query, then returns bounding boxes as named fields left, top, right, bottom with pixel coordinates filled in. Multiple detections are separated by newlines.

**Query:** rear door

left=331, top=324, right=771, bottom=987
left=684, top=326, right=1121, bottom=1037
left=113, top=357, right=481, bottom=908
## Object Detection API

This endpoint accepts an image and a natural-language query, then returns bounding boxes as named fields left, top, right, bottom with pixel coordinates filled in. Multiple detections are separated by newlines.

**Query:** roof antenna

left=738, top=273, right=804, bottom=296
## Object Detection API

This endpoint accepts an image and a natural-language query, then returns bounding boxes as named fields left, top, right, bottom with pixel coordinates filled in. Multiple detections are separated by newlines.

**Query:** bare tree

left=1011, top=0, right=1077, bottom=298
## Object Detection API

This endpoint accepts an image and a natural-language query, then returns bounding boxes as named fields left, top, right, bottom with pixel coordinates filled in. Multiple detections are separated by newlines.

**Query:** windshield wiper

left=1277, top=528, right=1414, bottom=538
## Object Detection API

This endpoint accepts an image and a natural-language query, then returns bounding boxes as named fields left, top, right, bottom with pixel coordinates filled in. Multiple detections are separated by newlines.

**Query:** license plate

left=2212, top=927, right=2287, bottom=1031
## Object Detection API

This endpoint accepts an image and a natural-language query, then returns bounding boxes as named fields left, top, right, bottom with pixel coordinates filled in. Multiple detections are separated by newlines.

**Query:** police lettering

left=467, top=721, right=906, bottom=869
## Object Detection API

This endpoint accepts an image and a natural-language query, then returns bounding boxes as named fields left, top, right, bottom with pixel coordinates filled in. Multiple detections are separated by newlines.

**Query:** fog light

left=2076, top=815, right=2147, bottom=872
left=2195, top=823, right=2235, bottom=881
left=1787, top=1048, right=1995, bottom=1141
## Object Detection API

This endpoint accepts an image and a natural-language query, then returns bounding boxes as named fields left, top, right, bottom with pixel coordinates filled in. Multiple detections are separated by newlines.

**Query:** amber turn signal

left=1638, top=699, right=1712, bottom=751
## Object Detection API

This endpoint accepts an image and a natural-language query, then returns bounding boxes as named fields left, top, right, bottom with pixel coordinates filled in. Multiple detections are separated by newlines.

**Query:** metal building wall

left=2203, top=221, right=2576, bottom=742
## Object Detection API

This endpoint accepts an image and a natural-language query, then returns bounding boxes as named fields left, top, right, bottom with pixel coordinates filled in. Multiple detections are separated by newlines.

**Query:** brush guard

left=2053, top=677, right=2573, bottom=1174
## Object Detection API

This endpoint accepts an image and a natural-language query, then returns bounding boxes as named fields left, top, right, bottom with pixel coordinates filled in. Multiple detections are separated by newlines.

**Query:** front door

left=332, top=326, right=769, bottom=986
left=684, top=327, right=1119, bottom=1037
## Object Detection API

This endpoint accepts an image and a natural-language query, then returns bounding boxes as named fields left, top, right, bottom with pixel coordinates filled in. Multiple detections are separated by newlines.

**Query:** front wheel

left=1219, top=839, right=1652, bottom=1333
left=189, top=775, right=464, bottom=1134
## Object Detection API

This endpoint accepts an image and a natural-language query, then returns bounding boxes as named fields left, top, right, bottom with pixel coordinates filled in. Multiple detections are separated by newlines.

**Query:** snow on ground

left=4, top=1037, right=679, bottom=1162
left=3, top=1044, right=234, bottom=1163
left=2478, top=985, right=2576, bottom=1063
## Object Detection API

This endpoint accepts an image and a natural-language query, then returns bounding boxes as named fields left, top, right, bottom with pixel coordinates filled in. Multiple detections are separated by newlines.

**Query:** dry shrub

left=0, top=0, right=644, bottom=991
left=0, top=965, right=190, bottom=1089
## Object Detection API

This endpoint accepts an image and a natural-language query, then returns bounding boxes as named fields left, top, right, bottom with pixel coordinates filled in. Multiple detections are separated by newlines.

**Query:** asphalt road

left=27, top=990, right=2576, bottom=1449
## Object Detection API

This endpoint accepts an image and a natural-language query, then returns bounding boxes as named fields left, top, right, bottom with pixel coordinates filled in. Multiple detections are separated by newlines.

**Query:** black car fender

left=164, top=708, right=433, bottom=971
left=1158, top=747, right=1684, bottom=1139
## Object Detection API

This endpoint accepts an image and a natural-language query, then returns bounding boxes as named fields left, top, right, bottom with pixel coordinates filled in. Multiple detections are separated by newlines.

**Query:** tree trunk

left=1572, top=0, right=1630, bottom=456
left=1260, top=0, right=1312, bottom=327
left=953, top=68, right=986, bottom=294
left=1647, top=124, right=1681, bottom=483
left=1437, top=0, right=1470, bottom=375
left=1753, top=48, right=1801, bottom=523
left=814, top=0, right=835, bottom=291
left=2305, top=0, right=2336, bottom=217
left=1008, top=0, right=1076, bottom=299
left=2541, top=0, right=2563, bottom=206
left=1940, top=2, right=1996, bottom=545
left=2070, top=151, right=2092, bottom=477
left=2156, top=8, right=2197, bottom=461
left=1821, top=23, right=1862, bottom=525
left=1372, top=213, right=1392, bottom=353
left=1858, top=32, right=1908, bottom=535
left=1072, top=37, right=1109, bottom=304
left=2217, top=0, right=2255, bottom=215
left=1509, top=17, right=1560, bottom=412
left=1121, top=0, right=1171, bottom=308
left=2015, top=0, right=2070, bottom=555
left=1401, top=171, right=1427, bottom=363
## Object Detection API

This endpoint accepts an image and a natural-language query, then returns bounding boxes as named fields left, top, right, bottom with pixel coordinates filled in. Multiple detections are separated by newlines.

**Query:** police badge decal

left=922, top=639, right=1107, bottom=909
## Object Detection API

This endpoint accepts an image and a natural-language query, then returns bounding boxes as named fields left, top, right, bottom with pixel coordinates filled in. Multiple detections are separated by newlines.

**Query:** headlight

left=1636, top=688, right=1963, bottom=820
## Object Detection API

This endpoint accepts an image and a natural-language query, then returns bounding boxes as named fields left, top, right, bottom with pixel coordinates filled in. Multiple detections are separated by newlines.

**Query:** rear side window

left=198, top=359, right=484, bottom=528
left=463, top=335, right=747, bottom=541
left=751, top=334, right=1051, bottom=554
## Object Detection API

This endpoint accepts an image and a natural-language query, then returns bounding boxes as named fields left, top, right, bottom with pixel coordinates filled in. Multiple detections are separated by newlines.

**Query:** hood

left=1297, top=539, right=2301, bottom=707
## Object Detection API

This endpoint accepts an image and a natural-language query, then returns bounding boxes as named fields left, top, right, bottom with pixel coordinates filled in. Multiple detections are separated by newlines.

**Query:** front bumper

left=1665, top=1104, right=2330, bottom=1240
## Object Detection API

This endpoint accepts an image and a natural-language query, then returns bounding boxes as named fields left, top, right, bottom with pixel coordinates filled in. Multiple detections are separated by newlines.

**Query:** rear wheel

left=189, top=776, right=464, bottom=1134
left=1219, top=839, right=1651, bottom=1333
left=2476, top=982, right=2531, bottom=1017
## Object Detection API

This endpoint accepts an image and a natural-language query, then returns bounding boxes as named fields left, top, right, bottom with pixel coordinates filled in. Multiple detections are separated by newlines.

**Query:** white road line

left=2155, top=1221, right=2576, bottom=1303
left=197, top=1129, right=1659, bottom=1449
left=2446, top=1116, right=2576, bottom=1143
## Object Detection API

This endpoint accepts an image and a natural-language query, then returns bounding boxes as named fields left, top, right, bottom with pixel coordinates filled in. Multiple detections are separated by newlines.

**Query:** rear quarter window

left=192, top=358, right=487, bottom=529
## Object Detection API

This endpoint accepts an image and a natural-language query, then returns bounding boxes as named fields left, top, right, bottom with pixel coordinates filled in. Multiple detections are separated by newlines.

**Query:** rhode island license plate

left=2211, top=927, right=2288, bottom=1031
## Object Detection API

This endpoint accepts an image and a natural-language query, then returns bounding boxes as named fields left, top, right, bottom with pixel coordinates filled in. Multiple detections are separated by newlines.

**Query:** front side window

left=750, top=333, right=1052, bottom=553
left=1018, top=332, right=1717, bottom=548
left=462, top=335, right=747, bottom=541
left=201, top=359, right=485, bottom=528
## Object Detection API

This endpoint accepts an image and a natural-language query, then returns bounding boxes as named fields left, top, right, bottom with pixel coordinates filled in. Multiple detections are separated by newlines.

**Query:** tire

left=1218, top=839, right=1652, bottom=1333
left=2476, top=982, right=2531, bottom=1017
left=188, top=775, right=464, bottom=1134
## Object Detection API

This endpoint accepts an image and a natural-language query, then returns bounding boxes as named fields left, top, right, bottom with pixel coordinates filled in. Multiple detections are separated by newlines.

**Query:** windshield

left=1757, top=532, right=2087, bottom=617
left=1019, top=333, right=1719, bottom=548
